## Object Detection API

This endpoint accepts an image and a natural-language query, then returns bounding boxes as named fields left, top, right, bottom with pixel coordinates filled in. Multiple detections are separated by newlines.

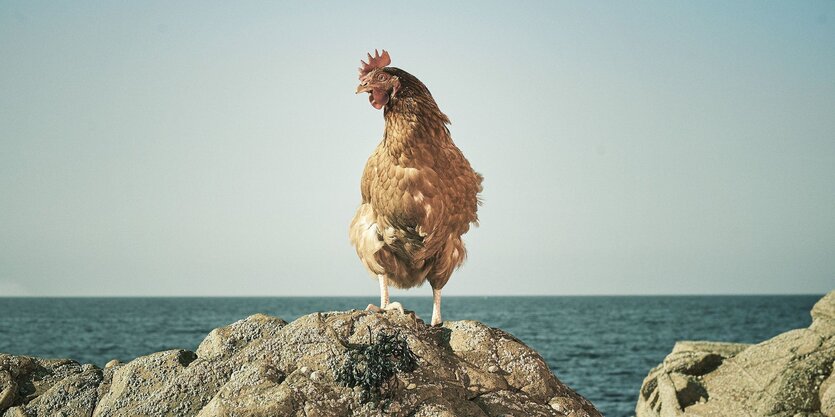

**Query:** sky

left=1, top=2, right=833, bottom=297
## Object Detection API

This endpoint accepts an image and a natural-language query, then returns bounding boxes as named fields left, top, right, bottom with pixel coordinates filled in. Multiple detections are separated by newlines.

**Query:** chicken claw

left=365, top=301, right=405, bottom=315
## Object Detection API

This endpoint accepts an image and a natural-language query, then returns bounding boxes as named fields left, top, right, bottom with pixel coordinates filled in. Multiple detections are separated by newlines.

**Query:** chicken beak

left=356, top=83, right=372, bottom=94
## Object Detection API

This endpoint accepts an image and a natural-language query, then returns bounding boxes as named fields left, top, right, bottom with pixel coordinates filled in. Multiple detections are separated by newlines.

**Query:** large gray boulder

left=1, top=310, right=601, bottom=417
left=636, top=290, right=835, bottom=417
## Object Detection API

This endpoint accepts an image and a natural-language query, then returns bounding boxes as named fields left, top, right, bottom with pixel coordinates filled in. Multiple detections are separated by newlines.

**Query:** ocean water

left=0, top=295, right=820, bottom=417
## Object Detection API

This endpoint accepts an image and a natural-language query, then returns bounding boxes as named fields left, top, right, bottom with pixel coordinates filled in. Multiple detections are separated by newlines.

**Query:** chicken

left=349, top=50, right=483, bottom=326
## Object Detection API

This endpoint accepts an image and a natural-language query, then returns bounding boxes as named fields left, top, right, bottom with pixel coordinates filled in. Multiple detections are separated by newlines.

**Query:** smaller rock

left=259, top=364, right=284, bottom=383
left=488, top=365, right=499, bottom=373
left=299, top=366, right=309, bottom=375
left=407, top=382, right=417, bottom=390
left=820, top=369, right=835, bottom=416
left=0, top=371, right=17, bottom=410
left=669, top=373, right=707, bottom=407
left=4, top=407, right=26, bottom=417
left=549, top=397, right=569, bottom=413
left=663, top=341, right=749, bottom=376
left=303, top=403, right=324, bottom=417
left=811, top=291, right=835, bottom=334
left=105, top=359, right=120, bottom=369
left=309, top=370, right=321, bottom=381
left=387, top=401, right=402, bottom=413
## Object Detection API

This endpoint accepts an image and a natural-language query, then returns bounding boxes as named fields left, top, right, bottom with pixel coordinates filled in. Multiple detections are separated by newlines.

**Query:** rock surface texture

left=1, top=310, right=601, bottom=417
left=637, top=290, right=835, bottom=417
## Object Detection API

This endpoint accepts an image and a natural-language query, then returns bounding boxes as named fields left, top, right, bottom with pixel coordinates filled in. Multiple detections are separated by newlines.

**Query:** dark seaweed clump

left=336, top=328, right=419, bottom=403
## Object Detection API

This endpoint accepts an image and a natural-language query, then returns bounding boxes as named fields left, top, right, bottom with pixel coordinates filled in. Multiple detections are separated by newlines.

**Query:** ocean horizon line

left=0, top=293, right=825, bottom=299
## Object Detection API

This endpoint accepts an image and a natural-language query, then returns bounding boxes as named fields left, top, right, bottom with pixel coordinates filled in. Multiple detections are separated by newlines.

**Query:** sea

left=0, top=295, right=821, bottom=417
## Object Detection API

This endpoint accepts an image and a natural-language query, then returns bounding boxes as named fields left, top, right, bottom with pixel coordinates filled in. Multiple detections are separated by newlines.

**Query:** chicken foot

left=366, top=275, right=404, bottom=314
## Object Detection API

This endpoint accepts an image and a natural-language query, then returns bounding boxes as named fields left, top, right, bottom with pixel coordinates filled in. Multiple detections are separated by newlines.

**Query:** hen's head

left=356, top=49, right=399, bottom=110
left=356, top=49, right=439, bottom=114
left=358, top=50, right=434, bottom=111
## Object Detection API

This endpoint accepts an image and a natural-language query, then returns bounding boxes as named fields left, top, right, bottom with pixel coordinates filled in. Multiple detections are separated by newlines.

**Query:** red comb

left=358, top=49, right=391, bottom=79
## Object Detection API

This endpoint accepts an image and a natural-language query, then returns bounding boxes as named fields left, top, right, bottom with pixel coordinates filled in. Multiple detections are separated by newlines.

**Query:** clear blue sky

left=1, top=2, right=833, bottom=296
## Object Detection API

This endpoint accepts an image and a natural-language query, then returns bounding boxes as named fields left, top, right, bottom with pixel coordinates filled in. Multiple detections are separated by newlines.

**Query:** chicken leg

left=431, top=288, right=442, bottom=326
left=366, top=275, right=404, bottom=314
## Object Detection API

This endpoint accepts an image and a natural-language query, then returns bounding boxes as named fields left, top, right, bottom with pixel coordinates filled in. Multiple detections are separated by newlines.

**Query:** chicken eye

left=377, top=73, right=388, bottom=81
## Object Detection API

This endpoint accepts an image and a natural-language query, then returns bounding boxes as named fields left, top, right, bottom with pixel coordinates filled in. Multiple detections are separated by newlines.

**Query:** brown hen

left=349, top=50, right=483, bottom=326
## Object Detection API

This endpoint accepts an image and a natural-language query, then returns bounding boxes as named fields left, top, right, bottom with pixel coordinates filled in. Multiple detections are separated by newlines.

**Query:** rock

left=812, top=291, right=835, bottom=335
left=475, top=390, right=565, bottom=417
left=0, top=371, right=16, bottom=410
left=636, top=290, right=835, bottom=417
left=663, top=340, right=750, bottom=376
left=446, top=320, right=576, bottom=405
left=15, top=368, right=102, bottom=417
left=1, top=310, right=601, bottom=416
left=93, top=349, right=210, bottom=417
left=195, top=313, right=287, bottom=360
left=0, top=355, right=101, bottom=417
left=821, top=369, right=835, bottom=416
